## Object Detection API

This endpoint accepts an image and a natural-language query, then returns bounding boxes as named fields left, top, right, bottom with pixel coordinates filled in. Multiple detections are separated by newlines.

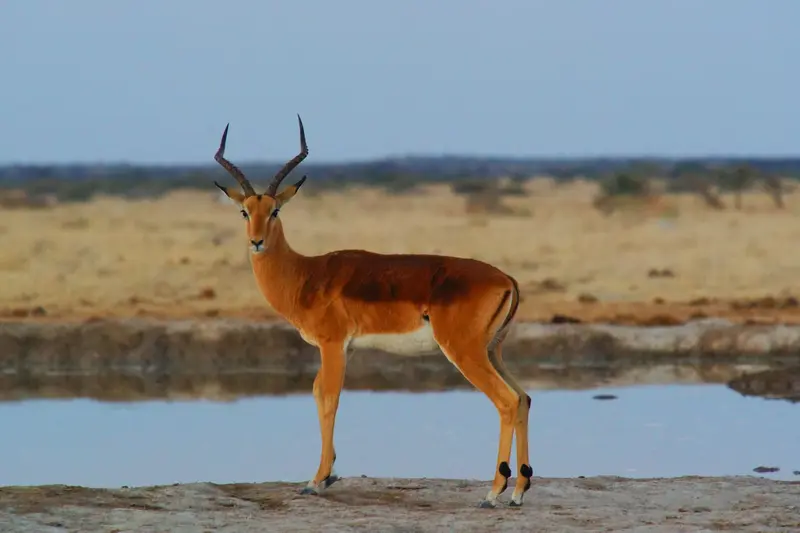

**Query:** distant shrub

left=598, top=172, right=652, bottom=198
left=451, top=179, right=491, bottom=196
left=378, top=174, right=424, bottom=194
left=451, top=178, right=531, bottom=217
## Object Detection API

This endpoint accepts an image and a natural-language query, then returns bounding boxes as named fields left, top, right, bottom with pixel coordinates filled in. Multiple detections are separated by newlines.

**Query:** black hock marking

left=498, top=461, right=511, bottom=494
left=520, top=464, right=533, bottom=492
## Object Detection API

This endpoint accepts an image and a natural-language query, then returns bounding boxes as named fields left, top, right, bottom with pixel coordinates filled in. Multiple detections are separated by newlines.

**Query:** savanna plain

left=2, top=179, right=800, bottom=532
left=2, top=178, right=800, bottom=324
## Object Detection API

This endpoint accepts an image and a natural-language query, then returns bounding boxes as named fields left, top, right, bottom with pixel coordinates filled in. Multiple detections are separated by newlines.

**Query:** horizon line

left=2, top=152, right=800, bottom=168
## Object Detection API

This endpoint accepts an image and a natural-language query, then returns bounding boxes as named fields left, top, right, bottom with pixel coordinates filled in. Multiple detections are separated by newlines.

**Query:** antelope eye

left=271, top=209, right=280, bottom=218
left=240, top=210, right=248, bottom=219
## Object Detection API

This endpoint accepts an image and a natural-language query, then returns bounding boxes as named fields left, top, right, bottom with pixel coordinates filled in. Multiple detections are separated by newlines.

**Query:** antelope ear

left=214, top=181, right=246, bottom=205
left=275, top=175, right=307, bottom=206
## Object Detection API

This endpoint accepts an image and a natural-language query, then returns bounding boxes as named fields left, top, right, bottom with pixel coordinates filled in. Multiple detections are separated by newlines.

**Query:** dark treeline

left=1, top=155, right=799, bottom=203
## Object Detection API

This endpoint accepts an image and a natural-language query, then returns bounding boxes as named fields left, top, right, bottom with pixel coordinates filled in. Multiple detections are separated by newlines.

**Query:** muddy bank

left=1, top=318, right=800, bottom=401
left=1, top=476, right=798, bottom=533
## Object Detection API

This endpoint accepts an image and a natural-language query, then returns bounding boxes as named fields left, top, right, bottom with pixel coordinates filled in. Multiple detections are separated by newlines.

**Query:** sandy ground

left=3, top=181, right=800, bottom=326
left=1, top=476, right=798, bottom=532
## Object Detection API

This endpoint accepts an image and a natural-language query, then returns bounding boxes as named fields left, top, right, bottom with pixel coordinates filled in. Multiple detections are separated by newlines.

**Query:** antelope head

left=213, top=115, right=309, bottom=254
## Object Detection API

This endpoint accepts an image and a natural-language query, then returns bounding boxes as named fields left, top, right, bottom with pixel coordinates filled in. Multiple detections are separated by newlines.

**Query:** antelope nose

left=251, top=239, right=264, bottom=247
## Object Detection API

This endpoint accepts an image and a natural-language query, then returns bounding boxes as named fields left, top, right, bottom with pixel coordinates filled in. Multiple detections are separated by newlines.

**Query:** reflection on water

left=1, top=384, right=798, bottom=488
left=728, top=367, right=800, bottom=403
left=4, top=357, right=800, bottom=404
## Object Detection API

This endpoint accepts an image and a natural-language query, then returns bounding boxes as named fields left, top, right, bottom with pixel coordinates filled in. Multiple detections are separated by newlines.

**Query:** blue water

left=0, top=384, right=797, bottom=488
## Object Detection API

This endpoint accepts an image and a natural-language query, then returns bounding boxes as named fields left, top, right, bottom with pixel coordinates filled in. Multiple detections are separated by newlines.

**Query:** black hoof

left=299, top=474, right=340, bottom=496
left=323, top=474, right=340, bottom=489
left=478, top=499, right=498, bottom=509
left=508, top=500, right=524, bottom=508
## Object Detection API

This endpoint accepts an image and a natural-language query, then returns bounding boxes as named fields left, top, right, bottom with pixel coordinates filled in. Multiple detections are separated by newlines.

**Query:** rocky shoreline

left=1, top=317, right=800, bottom=401
left=1, top=476, right=799, bottom=532
left=5, top=316, right=800, bottom=365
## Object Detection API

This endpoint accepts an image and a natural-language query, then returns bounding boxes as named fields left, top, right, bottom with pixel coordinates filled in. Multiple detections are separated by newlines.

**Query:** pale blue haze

left=1, top=0, right=798, bottom=164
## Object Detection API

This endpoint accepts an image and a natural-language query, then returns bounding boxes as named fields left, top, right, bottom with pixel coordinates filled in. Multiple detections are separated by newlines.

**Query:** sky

left=1, top=0, right=798, bottom=164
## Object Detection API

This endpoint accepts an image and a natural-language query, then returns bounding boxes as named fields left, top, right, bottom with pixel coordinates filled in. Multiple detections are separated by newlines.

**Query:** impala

left=211, top=115, right=532, bottom=508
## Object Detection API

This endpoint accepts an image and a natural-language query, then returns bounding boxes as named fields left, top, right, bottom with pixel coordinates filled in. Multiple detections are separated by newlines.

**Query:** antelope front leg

left=300, top=341, right=346, bottom=495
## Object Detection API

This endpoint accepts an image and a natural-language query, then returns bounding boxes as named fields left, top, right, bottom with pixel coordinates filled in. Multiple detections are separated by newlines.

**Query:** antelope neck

left=249, top=222, right=308, bottom=313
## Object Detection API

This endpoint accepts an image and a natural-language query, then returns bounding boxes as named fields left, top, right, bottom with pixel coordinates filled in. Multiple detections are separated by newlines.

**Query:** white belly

left=349, top=322, right=440, bottom=356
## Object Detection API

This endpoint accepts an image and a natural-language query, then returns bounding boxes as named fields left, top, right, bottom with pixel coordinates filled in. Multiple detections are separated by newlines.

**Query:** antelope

left=211, top=115, right=532, bottom=508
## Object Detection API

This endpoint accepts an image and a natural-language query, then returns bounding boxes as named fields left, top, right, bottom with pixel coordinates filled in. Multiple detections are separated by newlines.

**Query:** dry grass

left=2, top=178, right=800, bottom=324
